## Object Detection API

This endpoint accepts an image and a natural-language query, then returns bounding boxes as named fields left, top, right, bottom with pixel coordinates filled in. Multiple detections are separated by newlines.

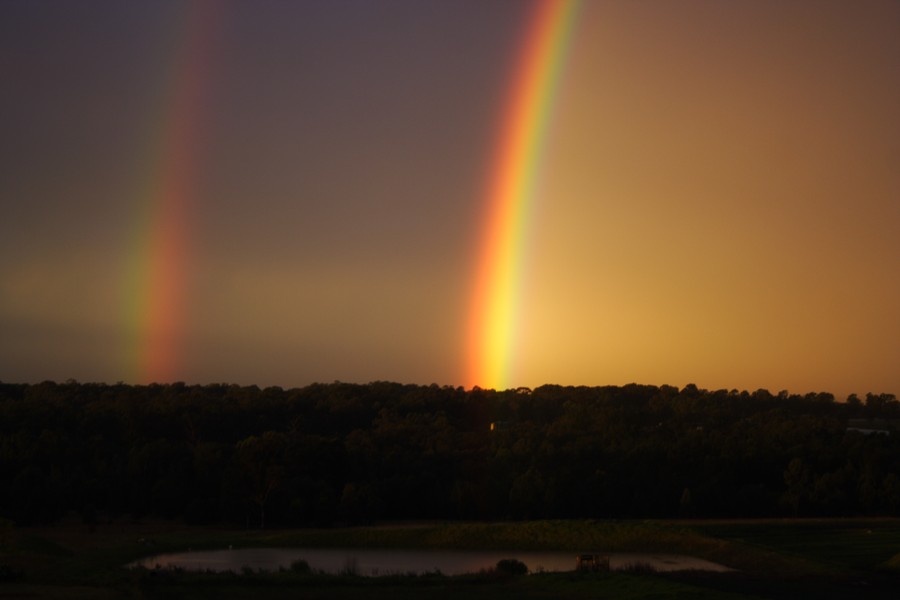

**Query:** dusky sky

left=1, top=0, right=898, bottom=399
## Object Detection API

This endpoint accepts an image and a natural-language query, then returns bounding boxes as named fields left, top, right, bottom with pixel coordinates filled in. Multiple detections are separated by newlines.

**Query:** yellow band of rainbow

left=466, top=0, right=580, bottom=390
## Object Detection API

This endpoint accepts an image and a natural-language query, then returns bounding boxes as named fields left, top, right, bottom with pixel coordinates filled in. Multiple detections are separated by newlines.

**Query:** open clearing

left=2, top=518, right=899, bottom=599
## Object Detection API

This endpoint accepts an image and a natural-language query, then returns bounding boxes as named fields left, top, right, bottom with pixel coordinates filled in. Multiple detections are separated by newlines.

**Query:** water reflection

left=130, top=547, right=732, bottom=575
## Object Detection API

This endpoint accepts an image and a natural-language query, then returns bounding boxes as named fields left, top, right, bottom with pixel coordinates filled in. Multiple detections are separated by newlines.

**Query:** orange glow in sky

left=0, top=0, right=898, bottom=399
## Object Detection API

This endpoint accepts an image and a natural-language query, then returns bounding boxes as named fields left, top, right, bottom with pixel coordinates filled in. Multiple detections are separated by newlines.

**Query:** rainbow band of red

left=466, top=0, right=580, bottom=390
left=125, top=0, right=219, bottom=383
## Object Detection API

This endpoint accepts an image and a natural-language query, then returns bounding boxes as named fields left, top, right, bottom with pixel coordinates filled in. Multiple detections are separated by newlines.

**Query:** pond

left=129, top=547, right=733, bottom=575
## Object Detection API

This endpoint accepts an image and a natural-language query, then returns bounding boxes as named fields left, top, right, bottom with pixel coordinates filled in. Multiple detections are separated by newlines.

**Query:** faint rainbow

left=466, top=0, right=580, bottom=390
left=123, top=0, right=219, bottom=383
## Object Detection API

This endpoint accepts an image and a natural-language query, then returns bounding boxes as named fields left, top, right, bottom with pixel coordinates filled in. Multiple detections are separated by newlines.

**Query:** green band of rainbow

left=466, top=0, right=580, bottom=390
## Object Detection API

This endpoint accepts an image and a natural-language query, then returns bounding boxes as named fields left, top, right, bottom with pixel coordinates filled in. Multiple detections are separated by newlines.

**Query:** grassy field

left=2, top=517, right=899, bottom=599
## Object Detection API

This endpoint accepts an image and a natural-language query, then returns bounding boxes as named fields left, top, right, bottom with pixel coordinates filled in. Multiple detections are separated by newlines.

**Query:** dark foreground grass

left=2, top=518, right=899, bottom=599
left=26, top=569, right=762, bottom=600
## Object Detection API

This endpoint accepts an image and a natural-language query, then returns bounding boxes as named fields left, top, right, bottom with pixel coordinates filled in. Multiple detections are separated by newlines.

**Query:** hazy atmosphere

left=2, top=0, right=898, bottom=398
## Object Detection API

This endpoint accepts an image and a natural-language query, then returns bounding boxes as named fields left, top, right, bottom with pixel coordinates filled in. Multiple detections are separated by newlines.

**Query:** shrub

left=290, top=558, right=311, bottom=574
left=495, top=558, right=528, bottom=576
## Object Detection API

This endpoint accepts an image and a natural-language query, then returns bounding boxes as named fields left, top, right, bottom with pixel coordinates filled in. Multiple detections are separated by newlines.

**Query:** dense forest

left=1, top=380, right=899, bottom=527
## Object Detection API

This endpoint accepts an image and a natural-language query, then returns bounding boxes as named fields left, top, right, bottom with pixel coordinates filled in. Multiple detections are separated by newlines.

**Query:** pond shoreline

left=129, top=546, right=734, bottom=575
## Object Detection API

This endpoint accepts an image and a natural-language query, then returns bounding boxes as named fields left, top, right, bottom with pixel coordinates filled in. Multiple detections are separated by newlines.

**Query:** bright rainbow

left=124, top=1, right=219, bottom=384
left=466, top=0, right=580, bottom=390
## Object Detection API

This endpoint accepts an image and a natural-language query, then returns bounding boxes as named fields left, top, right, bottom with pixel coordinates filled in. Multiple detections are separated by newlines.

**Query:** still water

left=130, top=547, right=732, bottom=575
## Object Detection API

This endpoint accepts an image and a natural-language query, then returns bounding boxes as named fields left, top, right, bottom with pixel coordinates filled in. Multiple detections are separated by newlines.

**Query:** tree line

left=1, top=380, right=898, bottom=526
